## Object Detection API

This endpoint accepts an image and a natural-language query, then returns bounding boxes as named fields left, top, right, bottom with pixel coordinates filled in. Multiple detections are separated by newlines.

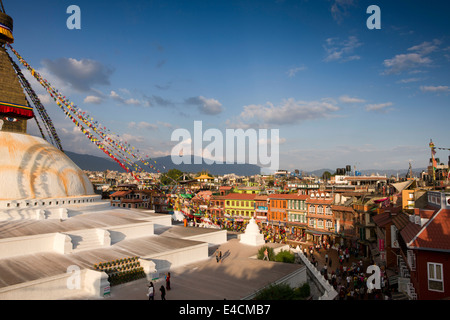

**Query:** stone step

left=64, top=229, right=103, bottom=251
left=391, top=292, right=409, bottom=300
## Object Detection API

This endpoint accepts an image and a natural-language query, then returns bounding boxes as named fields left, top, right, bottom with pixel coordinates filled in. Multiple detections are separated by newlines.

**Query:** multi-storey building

left=285, top=194, right=309, bottom=241
left=223, top=193, right=257, bottom=220
left=267, top=194, right=289, bottom=225
left=305, top=192, right=334, bottom=244
left=109, top=184, right=153, bottom=209
left=151, top=192, right=169, bottom=213
left=395, top=191, right=450, bottom=300
left=254, top=195, right=269, bottom=222
left=208, top=194, right=225, bottom=218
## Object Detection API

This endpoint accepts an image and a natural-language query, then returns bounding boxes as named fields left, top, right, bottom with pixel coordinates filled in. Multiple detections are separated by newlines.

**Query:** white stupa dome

left=0, top=132, right=94, bottom=200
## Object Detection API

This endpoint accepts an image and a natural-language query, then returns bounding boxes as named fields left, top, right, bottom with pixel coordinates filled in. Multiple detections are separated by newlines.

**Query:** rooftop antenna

left=0, top=1, right=5, bottom=14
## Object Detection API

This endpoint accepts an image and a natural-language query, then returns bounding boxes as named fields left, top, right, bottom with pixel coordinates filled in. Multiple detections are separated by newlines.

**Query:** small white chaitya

left=240, top=217, right=265, bottom=246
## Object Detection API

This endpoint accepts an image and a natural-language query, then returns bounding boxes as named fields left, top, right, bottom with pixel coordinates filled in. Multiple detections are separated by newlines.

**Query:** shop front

left=305, top=229, right=334, bottom=246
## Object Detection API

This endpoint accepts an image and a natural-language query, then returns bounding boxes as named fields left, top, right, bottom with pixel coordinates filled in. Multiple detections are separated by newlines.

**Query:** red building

left=305, top=192, right=334, bottom=244
left=331, top=204, right=358, bottom=247
left=109, top=184, right=153, bottom=209
left=208, top=194, right=225, bottom=217
left=400, top=207, right=450, bottom=300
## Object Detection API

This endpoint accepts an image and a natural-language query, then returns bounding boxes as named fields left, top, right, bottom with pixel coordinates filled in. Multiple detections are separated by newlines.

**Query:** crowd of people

left=180, top=214, right=398, bottom=300
left=303, top=242, right=392, bottom=300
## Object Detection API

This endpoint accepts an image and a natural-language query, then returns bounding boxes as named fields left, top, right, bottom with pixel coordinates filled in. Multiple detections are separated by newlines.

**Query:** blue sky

left=5, top=0, right=450, bottom=173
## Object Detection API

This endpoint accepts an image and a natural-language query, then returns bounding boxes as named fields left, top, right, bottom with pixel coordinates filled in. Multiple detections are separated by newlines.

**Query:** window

left=309, top=218, right=315, bottom=227
left=325, top=206, right=332, bottom=215
left=428, top=263, right=444, bottom=292
left=326, top=220, right=333, bottom=228
left=309, top=206, right=315, bottom=213
left=317, top=219, right=324, bottom=228
left=317, top=206, right=323, bottom=214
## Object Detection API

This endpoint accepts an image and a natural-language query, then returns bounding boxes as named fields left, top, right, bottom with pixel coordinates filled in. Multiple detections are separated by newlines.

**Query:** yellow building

left=223, top=193, right=257, bottom=219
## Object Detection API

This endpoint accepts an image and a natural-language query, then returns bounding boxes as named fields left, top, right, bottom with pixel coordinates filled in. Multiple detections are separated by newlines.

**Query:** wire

left=0, top=0, right=6, bottom=14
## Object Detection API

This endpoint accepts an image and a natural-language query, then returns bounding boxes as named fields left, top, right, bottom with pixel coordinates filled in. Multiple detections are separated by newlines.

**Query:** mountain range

left=65, top=151, right=426, bottom=178
left=65, top=151, right=262, bottom=176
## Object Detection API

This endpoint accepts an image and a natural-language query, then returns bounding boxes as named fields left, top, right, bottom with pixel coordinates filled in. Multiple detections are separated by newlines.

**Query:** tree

left=160, top=169, right=183, bottom=185
left=274, top=250, right=295, bottom=263
left=322, top=171, right=332, bottom=181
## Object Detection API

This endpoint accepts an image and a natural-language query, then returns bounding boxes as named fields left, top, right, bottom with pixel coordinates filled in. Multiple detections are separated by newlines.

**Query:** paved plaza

left=72, top=228, right=395, bottom=301
left=82, top=233, right=303, bottom=300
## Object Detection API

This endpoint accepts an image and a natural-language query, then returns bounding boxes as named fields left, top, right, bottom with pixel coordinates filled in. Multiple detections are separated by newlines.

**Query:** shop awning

left=305, top=229, right=333, bottom=236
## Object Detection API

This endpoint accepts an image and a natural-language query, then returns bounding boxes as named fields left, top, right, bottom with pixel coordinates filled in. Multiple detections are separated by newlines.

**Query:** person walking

left=219, top=250, right=222, bottom=263
left=166, top=272, right=171, bottom=290
left=147, top=282, right=154, bottom=300
left=160, top=285, right=166, bottom=300
left=263, top=248, right=269, bottom=261
left=325, top=253, right=328, bottom=263
left=215, top=249, right=220, bottom=263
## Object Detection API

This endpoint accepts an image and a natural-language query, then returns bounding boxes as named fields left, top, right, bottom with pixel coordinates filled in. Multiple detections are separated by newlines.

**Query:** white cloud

left=41, top=57, right=114, bottom=92
left=420, top=85, right=449, bottom=93
left=110, top=90, right=142, bottom=106
left=119, top=133, right=144, bottom=144
left=37, top=93, right=54, bottom=105
left=287, top=65, right=306, bottom=77
left=124, top=98, right=141, bottom=106
left=407, top=39, right=441, bottom=55
left=330, top=0, right=355, bottom=24
left=365, top=102, right=393, bottom=112
left=397, top=78, right=422, bottom=84
left=339, top=95, right=366, bottom=103
left=383, top=39, right=440, bottom=75
left=383, top=53, right=431, bottom=75
left=83, top=95, right=103, bottom=104
left=238, top=98, right=340, bottom=126
left=323, top=36, right=362, bottom=62
left=185, top=96, right=223, bottom=115
left=128, top=121, right=158, bottom=130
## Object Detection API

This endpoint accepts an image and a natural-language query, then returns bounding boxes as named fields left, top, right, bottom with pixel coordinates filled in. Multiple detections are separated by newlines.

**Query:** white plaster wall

left=145, top=242, right=209, bottom=272
left=0, top=269, right=109, bottom=300
left=146, top=214, right=172, bottom=227
left=184, top=229, right=228, bottom=245
left=0, top=233, right=58, bottom=259
left=108, top=222, right=154, bottom=243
